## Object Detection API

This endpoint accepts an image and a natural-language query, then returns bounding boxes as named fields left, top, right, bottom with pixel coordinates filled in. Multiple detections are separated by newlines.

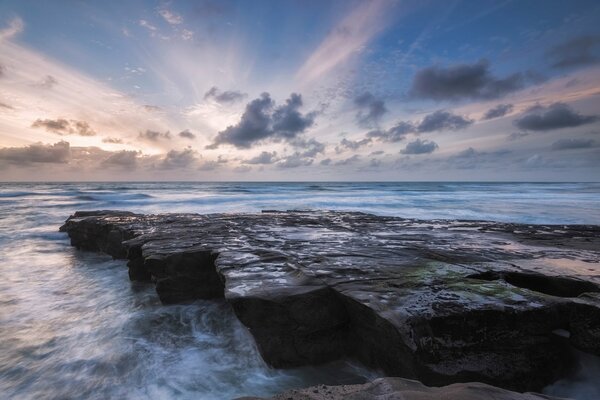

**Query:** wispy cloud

left=295, top=0, right=391, bottom=84
left=0, top=17, right=23, bottom=42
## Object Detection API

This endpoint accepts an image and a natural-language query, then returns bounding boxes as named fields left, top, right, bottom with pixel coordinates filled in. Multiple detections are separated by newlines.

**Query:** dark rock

left=237, top=377, right=563, bottom=400
left=59, top=210, right=600, bottom=392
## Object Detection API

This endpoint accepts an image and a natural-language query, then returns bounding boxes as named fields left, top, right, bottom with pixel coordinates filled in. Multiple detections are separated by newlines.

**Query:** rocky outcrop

left=238, top=377, right=563, bottom=400
left=59, top=210, right=600, bottom=392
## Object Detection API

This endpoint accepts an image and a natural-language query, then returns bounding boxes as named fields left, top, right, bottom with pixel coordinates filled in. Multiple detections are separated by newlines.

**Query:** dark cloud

left=161, top=148, right=198, bottom=169
left=102, top=137, right=124, bottom=144
left=38, top=75, right=58, bottom=89
left=272, top=94, right=316, bottom=139
left=334, top=154, right=360, bottom=166
left=551, top=138, right=595, bottom=150
left=71, top=121, right=95, bottom=136
left=514, top=103, right=597, bottom=131
left=0, top=141, right=70, bottom=164
left=31, top=118, right=97, bottom=136
left=409, top=59, right=528, bottom=101
left=143, top=105, right=163, bottom=112
left=208, top=93, right=273, bottom=148
left=0, top=101, right=13, bottom=110
left=368, top=158, right=382, bottom=168
left=446, top=147, right=512, bottom=169
left=139, top=129, right=171, bottom=141
left=416, top=110, right=473, bottom=133
left=244, top=151, right=278, bottom=164
left=482, top=104, right=513, bottom=120
left=233, top=165, right=252, bottom=173
left=354, top=92, right=387, bottom=128
left=320, top=158, right=332, bottom=166
left=209, top=93, right=315, bottom=148
left=101, top=150, right=139, bottom=168
left=367, top=121, right=414, bottom=142
left=507, top=132, right=529, bottom=141
left=546, top=35, right=600, bottom=69
left=290, top=138, right=324, bottom=157
left=370, top=150, right=385, bottom=156
left=32, top=118, right=69, bottom=133
left=336, top=137, right=371, bottom=153
left=204, top=86, right=247, bottom=104
left=400, top=139, right=438, bottom=154
left=178, top=129, right=196, bottom=140
left=198, top=160, right=219, bottom=171
left=367, top=111, right=472, bottom=143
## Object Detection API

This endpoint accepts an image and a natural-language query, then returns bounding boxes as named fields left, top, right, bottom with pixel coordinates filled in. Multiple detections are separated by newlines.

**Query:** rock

left=237, top=377, right=564, bottom=400
left=59, top=210, right=600, bottom=392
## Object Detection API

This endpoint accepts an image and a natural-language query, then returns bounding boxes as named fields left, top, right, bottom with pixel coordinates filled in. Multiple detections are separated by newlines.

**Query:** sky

left=0, top=0, right=599, bottom=181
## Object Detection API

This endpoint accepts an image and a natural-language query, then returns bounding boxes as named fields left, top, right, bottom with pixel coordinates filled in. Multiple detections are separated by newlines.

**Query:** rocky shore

left=239, top=377, right=562, bottom=400
left=60, top=210, right=600, bottom=395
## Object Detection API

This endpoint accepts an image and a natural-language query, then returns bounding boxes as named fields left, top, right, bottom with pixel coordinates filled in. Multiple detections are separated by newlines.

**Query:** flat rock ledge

left=239, top=377, right=562, bottom=400
left=60, top=210, right=600, bottom=393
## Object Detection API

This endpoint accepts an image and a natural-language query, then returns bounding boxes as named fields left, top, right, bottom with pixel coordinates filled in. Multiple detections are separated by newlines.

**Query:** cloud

left=409, top=59, right=528, bottom=101
left=244, top=151, right=278, bottom=164
left=400, top=139, right=438, bottom=154
left=198, top=160, right=220, bottom=171
left=354, top=92, right=387, bottom=128
left=507, top=132, right=529, bottom=141
left=367, top=110, right=472, bottom=143
left=546, top=35, right=600, bottom=69
left=445, top=147, right=512, bottom=169
left=514, top=103, right=597, bottom=131
left=31, top=118, right=97, bottom=136
left=334, top=154, right=360, bottom=166
left=178, top=129, right=196, bottom=139
left=36, top=75, right=58, bottom=89
left=0, top=17, right=24, bottom=42
left=336, top=137, right=371, bottom=153
left=416, top=110, right=473, bottom=133
left=0, top=141, right=70, bottom=164
left=101, top=150, right=139, bottom=168
left=102, top=137, right=124, bottom=144
left=204, top=86, right=247, bottom=104
left=367, top=121, right=414, bottom=142
left=290, top=137, right=325, bottom=157
left=139, top=19, right=157, bottom=32
left=161, top=148, right=198, bottom=169
left=0, top=64, right=5, bottom=77
left=139, top=129, right=171, bottom=141
left=158, top=9, right=183, bottom=25
left=551, top=138, right=595, bottom=150
left=295, top=0, right=389, bottom=84
left=181, top=29, right=194, bottom=41
left=143, top=105, right=163, bottom=112
left=0, top=101, right=14, bottom=110
left=209, top=93, right=315, bottom=148
left=482, top=103, right=513, bottom=120
left=276, top=153, right=314, bottom=168
left=233, top=165, right=251, bottom=173
left=320, top=158, right=332, bottom=166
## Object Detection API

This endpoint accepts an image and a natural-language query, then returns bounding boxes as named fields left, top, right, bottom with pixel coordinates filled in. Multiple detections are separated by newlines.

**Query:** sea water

left=1, top=182, right=599, bottom=399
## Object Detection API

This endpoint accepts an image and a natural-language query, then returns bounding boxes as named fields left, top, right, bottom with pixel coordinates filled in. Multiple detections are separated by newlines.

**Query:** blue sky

left=1, top=0, right=599, bottom=181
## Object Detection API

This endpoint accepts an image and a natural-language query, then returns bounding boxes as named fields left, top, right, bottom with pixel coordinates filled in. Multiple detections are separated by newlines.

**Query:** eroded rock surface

left=60, top=210, right=600, bottom=392
left=238, top=377, right=562, bottom=400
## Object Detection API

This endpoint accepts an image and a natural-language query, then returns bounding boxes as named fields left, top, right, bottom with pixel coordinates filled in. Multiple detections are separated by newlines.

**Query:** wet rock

left=237, top=377, right=562, bottom=400
left=60, top=210, right=600, bottom=391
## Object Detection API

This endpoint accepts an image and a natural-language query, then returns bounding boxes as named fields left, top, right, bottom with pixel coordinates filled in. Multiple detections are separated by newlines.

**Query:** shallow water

left=1, top=182, right=599, bottom=399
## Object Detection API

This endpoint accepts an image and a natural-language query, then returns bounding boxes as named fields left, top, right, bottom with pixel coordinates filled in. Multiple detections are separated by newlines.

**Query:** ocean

left=1, top=182, right=599, bottom=399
